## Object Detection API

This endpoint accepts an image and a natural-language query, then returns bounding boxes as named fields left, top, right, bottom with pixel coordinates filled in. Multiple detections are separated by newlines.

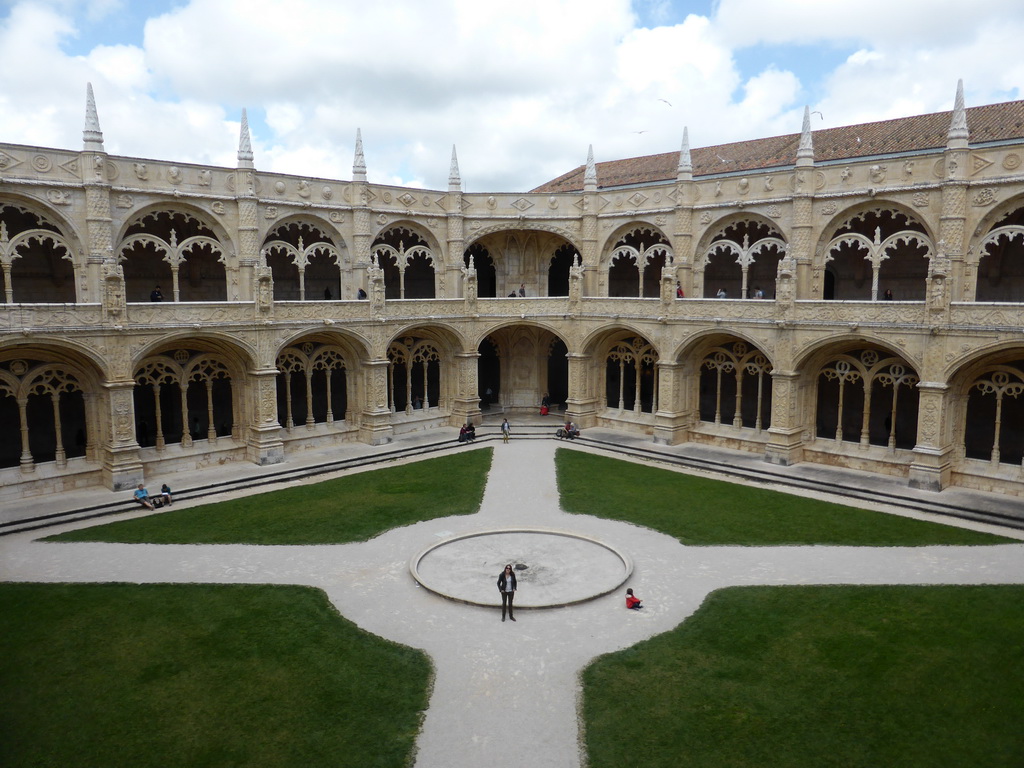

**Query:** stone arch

left=132, top=336, right=252, bottom=451
left=0, top=199, right=81, bottom=304
left=261, top=216, right=349, bottom=301
left=680, top=332, right=775, bottom=433
left=275, top=332, right=365, bottom=432
left=801, top=340, right=920, bottom=451
left=473, top=320, right=571, bottom=411
left=583, top=327, right=661, bottom=416
left=970, top=197, right=1024, bottom=302
left=372, top=224, right=438, bottom=299
left=117, top=205, right=232, bottom=302
left=816, top=202, right=933, bottom=301
left=948, top=345, right=1024, bottom=468
left=0, top=343, right=106, bottom=471
left=465, top=226, right=580, bottom=297
left=602, top=223, right=673, bottom=298
left=694, top=214, right=785, bottom=299
left=384, top=324, right=464, bottom=414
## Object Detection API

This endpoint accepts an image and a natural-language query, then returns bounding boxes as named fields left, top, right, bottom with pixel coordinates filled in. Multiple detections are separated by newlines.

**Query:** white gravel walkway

left=2, top=440, right=1024, bottom=768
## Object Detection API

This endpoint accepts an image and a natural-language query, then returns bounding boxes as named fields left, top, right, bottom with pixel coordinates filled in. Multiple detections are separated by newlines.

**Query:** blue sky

left=1, top=0, right=1022, bottom=191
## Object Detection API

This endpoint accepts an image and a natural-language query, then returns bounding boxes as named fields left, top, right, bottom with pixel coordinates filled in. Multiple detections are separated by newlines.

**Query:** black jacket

left=497, top=570, right=517, bottom=591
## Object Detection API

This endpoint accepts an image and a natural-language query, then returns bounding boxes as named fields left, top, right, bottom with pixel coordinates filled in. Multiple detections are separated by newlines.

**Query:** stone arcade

left=3, top=81, right=1024, bottom=502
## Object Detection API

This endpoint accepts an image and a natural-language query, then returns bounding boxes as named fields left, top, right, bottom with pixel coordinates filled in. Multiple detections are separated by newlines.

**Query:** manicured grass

left=0, top=582, right=431, bottom=768
left=555, top=449, right=1013, bottom=545
left=582, top=585, right=1024, bottom=768
left=48, top=448, right=492, bottom=545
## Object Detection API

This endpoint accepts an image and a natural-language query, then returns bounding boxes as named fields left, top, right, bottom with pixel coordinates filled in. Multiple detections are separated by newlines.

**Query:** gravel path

left=2, top=440, right=1023, bottom=768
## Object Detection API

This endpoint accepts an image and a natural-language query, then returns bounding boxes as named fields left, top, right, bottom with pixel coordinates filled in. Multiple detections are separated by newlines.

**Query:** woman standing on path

left=501, top=418, right=511, bottom=443
left=497, top=564, right=517, bottom=621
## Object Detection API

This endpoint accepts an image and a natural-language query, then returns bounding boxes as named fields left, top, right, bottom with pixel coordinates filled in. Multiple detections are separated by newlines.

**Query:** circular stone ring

left=410, top=527, right=634, bottom=608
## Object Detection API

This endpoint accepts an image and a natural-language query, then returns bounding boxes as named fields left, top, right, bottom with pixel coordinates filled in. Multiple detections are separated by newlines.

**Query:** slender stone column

left=445, top=147, right=465, bottom=299
left=943, top=80, right=971, bottom=301
left=672, top=128, right=695, bottom=298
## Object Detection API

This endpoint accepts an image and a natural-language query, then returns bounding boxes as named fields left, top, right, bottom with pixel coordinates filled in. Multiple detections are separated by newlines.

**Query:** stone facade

left=3, top=84, right=1024, bottom=500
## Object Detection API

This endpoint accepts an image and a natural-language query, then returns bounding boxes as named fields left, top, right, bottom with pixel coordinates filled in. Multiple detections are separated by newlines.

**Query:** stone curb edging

left=409, top=526, right=634, bottom=609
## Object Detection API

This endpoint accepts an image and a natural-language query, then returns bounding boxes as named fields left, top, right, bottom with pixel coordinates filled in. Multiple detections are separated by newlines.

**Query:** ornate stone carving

left=971, top=188, right=996, bottom=206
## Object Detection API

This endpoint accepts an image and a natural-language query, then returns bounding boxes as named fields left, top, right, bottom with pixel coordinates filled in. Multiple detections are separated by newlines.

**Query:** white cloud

left=0, top=0, right=1021, bottom=192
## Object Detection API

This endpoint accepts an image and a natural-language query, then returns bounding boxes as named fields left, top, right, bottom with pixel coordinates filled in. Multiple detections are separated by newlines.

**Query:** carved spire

left=948, top=78, right=969, bottom=149
left=237, top=108, right=254, bottom=168
left=677, top=127, right=692, bottom=181
left=353, top=128, right=367, bottom=182
left=448, top=144, right=462, bottom=192
left=583, top=145, right=597, bottom=192
left=83, top=82, right=104, bottom=152
left=796, top=105, right=814, bottom=167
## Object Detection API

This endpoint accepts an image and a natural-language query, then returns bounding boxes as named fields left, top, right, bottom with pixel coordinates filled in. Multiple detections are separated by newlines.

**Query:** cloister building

left=3, top=81, right=1024, bottom=502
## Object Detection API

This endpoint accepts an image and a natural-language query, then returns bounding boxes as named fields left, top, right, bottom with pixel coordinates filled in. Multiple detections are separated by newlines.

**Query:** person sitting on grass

left=625, top=588, right=643, bottom=610
left=133, top=483, right=154, bottom=510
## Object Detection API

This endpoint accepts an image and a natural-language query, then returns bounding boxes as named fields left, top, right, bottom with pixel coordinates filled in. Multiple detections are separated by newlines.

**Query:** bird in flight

left=657, top=99, right=672, bottom=107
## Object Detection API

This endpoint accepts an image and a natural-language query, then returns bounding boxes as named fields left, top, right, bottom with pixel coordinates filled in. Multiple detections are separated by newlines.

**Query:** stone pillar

left=908, top=382, right=954, bottom=491
left=565, top=352, right=599, bottom=427
left=672, top=182, right=695, bottom=296
left=940, top=163, right=970, bottom=301
left=353, top=186, right=374, bottom=274
left=580, top=198, right=600, bottom=297
left=791, top=194, right=814, bottom=299
left=244, top=368, right=285, bottom=465
left=99, top=381, right=144, bottom=490
left=449, top=351, right=482, bottom=426
left=764, top=369, right=805, bottom=466
left=83, top=153, right=113, bottom=305
left=358, top=358, right=394, bottom=445
left=446, top=194, right=465, bottom=299
left=234, top=189, right=259, bottom=302
left=652, top=360, right=689, bottom=445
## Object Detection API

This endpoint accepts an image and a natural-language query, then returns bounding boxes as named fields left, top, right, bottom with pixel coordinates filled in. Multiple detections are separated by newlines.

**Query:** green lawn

left=48, top=448, right=492, bottom=545
left=582, top=585, right=1024, bottom=768
left=0, top=583, right=431, bottom=768
left=555, top=449, right=1013, bottom=545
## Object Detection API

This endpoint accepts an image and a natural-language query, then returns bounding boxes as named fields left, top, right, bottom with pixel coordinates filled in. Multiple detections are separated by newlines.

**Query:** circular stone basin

left=410, top=528, right=633, bottom=608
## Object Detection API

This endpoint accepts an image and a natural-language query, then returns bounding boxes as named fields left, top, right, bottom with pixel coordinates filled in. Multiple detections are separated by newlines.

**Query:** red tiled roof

left=531, top=100, right=1024, bottom=193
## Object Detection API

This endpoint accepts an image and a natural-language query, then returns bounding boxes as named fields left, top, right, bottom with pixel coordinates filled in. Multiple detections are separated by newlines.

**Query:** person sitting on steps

left=133, top=483, right=154, bottom=510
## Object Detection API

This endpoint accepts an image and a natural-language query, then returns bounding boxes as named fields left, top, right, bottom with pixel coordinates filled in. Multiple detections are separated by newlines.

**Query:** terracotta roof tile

left=531, top=100, right=1024, bottom=193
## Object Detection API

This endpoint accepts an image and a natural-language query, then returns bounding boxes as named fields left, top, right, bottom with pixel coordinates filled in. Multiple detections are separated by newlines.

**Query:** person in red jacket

left=625, top=588, right=643, bottom=610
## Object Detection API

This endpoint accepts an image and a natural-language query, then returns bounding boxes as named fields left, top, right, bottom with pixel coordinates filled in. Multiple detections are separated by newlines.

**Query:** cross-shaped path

left=3, top=440, right=1023, bottom=768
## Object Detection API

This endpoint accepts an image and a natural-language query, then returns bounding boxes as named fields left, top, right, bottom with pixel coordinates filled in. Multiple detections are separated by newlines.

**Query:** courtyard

left=2, top=430, right=1023, bottom=767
